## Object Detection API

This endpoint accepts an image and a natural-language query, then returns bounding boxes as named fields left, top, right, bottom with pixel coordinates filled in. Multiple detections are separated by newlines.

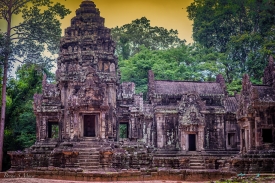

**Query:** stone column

left=40, top=117, right=47, bottom=140
left=101, top=111, right=106, bottom=139
left=198, top=125, right=205, bottom=151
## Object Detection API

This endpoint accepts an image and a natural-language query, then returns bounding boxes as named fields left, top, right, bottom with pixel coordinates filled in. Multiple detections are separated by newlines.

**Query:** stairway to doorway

left=189, top=156, right=205, bottom=169
left=74, top=137, right=101, bottom=172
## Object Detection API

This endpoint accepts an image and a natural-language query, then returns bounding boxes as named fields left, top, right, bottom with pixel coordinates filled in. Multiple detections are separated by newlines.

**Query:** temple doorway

left=48, top=122, right=59, bottom=139
left=189, top=134, right=196, bottom=151
left=119, top=122, right=129, bottom=138
left=84, top=115, right=96, bottom=137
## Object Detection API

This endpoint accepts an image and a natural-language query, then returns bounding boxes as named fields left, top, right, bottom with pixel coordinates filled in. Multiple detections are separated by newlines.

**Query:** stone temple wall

left=8, top=0, right=275, bottom=174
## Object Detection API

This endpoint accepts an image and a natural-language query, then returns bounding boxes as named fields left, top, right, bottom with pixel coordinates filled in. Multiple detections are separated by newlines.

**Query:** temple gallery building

left=8, top=0, right=275, bottom=173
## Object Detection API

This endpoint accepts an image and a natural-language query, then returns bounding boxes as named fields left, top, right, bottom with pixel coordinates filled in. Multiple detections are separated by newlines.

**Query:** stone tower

left=34, top=0, right=119, bottom=142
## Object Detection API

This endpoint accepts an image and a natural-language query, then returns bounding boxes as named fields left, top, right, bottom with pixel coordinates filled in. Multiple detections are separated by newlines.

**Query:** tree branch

left=11, top=0, right=31, bottom=14
left=9, top=57, right=23, bottom=63
left=0, top=0, right=9, bottom=7
left=10, top=23, right=28, bottom=31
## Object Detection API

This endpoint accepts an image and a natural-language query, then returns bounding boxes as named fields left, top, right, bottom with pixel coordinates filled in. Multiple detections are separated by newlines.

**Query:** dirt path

left=0, top=178, right=208, bottom=183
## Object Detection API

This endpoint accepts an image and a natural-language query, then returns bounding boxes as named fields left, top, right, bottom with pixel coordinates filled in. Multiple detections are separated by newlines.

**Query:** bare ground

left=0, top=178, right=208, bottom=183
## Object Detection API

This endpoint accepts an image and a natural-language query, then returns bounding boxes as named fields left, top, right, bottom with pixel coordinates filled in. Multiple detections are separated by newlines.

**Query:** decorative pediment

left=178, top=93, right=205, bottom=126
left=179, top=124, right=199, bottom=132
left=67, top=70, right=106, bottom=109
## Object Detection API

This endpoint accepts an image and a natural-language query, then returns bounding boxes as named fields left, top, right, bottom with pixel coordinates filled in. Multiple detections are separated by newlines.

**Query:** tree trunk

left=0, top=0, right=12, bottom=172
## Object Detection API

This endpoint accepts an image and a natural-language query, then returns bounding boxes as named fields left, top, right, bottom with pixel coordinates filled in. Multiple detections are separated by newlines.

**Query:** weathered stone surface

left=8, top=0, right=275, bottom=175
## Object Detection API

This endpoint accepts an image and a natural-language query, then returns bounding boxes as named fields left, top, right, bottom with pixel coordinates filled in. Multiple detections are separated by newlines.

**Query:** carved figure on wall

left=68, top=46, right=72, bottom=53
left=110, top=63, right=115, bottom=72
left=190, top=111, right=196, bottom=121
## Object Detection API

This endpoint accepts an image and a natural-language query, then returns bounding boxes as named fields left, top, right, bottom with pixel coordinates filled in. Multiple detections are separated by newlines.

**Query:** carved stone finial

left=242, top=74, right=251, bottom=96
left=216, top=74, right=227, bottom=95
left=42, top=74, right=47, bottom=87
left=269, top=55, right=274, bottom=66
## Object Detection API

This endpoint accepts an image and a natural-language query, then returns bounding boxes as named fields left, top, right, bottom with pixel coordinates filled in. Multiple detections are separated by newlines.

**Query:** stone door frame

left=80, top=112, right=100, bottom=138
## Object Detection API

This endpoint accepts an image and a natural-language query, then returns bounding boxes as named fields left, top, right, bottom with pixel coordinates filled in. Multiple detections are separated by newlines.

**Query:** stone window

left=262, top=129, right=273, bottom=143
left=48, top=122, right=59, bottom=139
left=119, top=123, right=128, bottom=138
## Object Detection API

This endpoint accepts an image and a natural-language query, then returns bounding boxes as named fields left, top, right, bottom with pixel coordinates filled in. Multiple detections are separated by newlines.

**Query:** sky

left=58, top=0, right=194, bottom=43
left=1, top=0, right=194, bottom=75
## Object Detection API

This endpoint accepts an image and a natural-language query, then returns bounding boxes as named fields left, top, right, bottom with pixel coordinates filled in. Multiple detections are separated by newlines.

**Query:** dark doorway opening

left=228, top=133, right=235, bottom=147
left=48, top=122, right=59, bottom=139
left=262, top=129, right=273, bottom=143
left=242, top=129, right=245, bottom=148
left=119, top=123, right=129, bottom=138
left=84, top=115, right=96, bottom=137
left=189, top=134, right=196, bottom=151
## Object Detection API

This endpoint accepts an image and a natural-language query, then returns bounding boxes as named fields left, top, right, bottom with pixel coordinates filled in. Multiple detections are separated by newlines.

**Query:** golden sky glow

left=0, top=0, right=194, bottom=74
left=59, top=0, right=194, bottom=43
left=0, top=0, right=194, bottom=42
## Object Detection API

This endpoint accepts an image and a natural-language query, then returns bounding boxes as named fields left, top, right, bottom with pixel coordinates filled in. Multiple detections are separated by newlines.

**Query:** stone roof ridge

left=154, top=79, right=217, bottom=83
left=154, top=80, right=224, bottom=95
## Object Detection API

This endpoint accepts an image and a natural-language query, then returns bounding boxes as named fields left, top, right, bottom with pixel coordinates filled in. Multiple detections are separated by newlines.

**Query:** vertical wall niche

left=48, top=122, right=59, bottom=139
left=262, top=129, right=273, bottom=143
left=119, top=122, right=129, bottom=139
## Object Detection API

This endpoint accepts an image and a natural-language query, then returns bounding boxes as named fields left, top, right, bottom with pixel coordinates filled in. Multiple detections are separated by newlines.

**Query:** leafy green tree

left=3, top=64, right=52, bottom=171
left=0, top=0, right=70, bottom=171
left=120, top=44, right=226, bottom=94
left=187, top=0, right=275, bottom=83
left=112, top=17, right=185, bottom=59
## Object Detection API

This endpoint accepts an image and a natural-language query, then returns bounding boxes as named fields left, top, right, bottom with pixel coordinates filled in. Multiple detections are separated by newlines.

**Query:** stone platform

left=0, top=169, right=236, bottom=182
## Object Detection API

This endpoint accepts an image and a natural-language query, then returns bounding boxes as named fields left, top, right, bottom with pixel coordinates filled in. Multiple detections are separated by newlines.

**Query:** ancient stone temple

left=7, top=0, right=275, bottom=175
left=237, top=56, right=275, bottom=153
left=34, top=0, right=118, bottom=142
left=146, top=71, right=240, bottom=153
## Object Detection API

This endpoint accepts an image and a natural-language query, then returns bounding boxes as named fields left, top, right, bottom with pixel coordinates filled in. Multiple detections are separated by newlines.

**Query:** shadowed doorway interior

left=189, top=134, right=196, bottom=151
left=84, top=115, right=96, bottom=137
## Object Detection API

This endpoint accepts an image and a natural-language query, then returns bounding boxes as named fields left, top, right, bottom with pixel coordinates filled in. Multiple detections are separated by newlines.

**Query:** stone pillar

left=156, top=115, right=164, bottom=148
left=101, top=111, right=106, bottom=139
left=36, top=114, right=41, bottom=141
left=40, top=117, right=47, bottom=140
left=180, top=131, right=187, bottom=151
left=198, top=125, right=205, bottom=151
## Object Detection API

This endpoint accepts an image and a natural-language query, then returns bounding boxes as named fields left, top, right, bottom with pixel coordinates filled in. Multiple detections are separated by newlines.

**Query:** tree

left=111, top=17, right=185, bottom=59
left=0, top=0, right=70, bottom=171
left=187, top=0, right=275, bottom=83
left=119, top=44, right=226, bottom=94
left=3, top=64, right=50, bottom=171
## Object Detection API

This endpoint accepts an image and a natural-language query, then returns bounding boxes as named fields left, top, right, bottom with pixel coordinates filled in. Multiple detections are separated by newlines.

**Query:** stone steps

left=78, top=153, right=99, bottom=157
left=189, top=156, right=205, bottom=170
left=77, top=148, right=100, bottom=152
left=79, top=165, right=99, bottom=171
left=78, top=159, right=99, bottom=163
left=75, top=140, right=101, bottom=172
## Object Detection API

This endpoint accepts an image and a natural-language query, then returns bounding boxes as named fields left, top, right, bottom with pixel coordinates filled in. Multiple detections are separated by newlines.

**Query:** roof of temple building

left=224, top=97, right=238, bottom=113
left=252, top=85, right=275, bottom=102
left=154, top=80, right=224, bottom=95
